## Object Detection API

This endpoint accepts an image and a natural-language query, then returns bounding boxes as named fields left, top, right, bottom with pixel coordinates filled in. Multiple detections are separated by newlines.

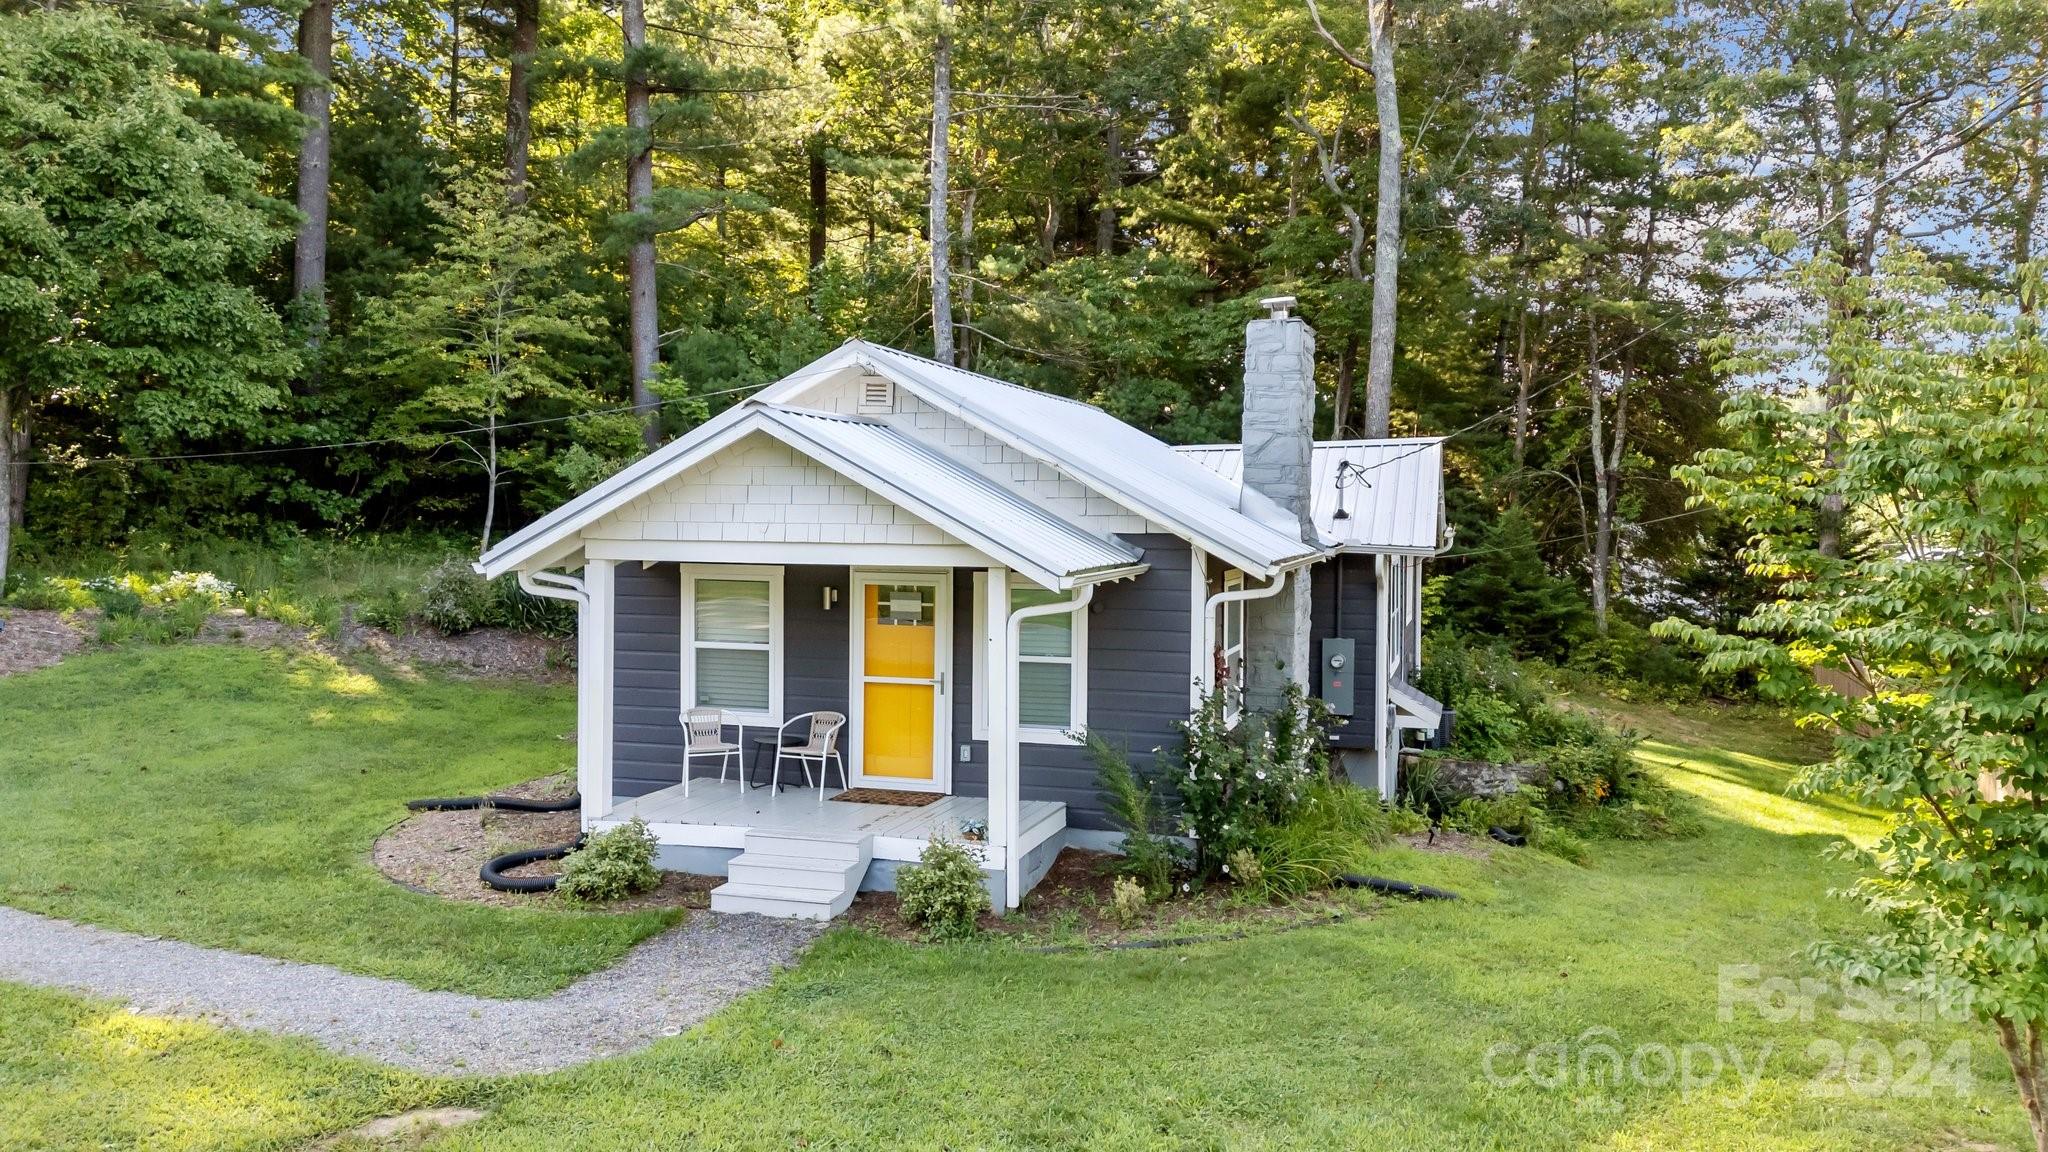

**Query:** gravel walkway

left=0, top=906, right=820, bottom=1076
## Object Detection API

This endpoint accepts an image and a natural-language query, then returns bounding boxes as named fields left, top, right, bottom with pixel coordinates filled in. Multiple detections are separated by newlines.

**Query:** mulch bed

left=340, top=619, right=573, bottom=684
left=830, top=788, right=943, bottom=807
left=0, top=608, right=86, bottom=678
left=371, top=774, right=714, bottom=912
left=844, top=847, right=1378, bottom=947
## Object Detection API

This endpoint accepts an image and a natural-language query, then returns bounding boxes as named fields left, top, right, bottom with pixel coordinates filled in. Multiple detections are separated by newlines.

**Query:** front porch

left=592, top=779, right=1069, bottom=911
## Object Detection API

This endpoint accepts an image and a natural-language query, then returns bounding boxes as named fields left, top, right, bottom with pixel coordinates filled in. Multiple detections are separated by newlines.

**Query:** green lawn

left=0, top=644, right=677, bottom=997
left=0, top=645, right=2030, bottom=1149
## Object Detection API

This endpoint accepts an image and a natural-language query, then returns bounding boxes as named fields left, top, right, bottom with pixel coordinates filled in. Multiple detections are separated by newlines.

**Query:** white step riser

left=727, top=858, right=863, bottom=892
left=744, top=831, right=867, bottom=863
left=710, top=892, right=847, bottom=920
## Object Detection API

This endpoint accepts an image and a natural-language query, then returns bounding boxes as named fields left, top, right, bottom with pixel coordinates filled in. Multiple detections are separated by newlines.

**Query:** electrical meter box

left=1320, top=637, right=1356, bottom=717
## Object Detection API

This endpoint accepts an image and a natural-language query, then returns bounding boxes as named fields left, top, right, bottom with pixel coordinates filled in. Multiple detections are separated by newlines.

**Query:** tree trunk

left=1512, top=302, right=1533, bottom=472
left=1361, top=0, right=1400, bottom=439
left=957, top=185, right=977, bottom=370
left=808, top=139, right=828, bottom=272
left=1331, top=332, right=1357, bottom=439
left=1587, top=308, right=1610, bottom=635
left=1995, top=1017, right=2048, bottom=1152
left=929, top=19, right=955, bottom=365
left=1097, top=117, right=1121, bottom=255
left=6, top=410, right=24, bottom=534
left=482, top=411, right=498, bottom=554
left=623, top=0, right=660, bottom=449
left=293, top=0, right=332, bottom=343
left=0, top=388, right=12, bottom=598
left=448, top=1, right=462, bottom=126
left=505, top=0, right=538, bottom=204
left=2016, top=58, right=2043, bottom=315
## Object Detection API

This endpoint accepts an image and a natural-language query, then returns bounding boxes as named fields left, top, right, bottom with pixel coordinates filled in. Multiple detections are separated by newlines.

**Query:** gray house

left=477, top=299, right=1447, bottom=918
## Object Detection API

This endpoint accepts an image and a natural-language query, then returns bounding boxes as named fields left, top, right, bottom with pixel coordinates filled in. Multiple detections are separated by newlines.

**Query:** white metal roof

left=1174, top=439, right=1447, bottom=555
left=775, top=342, right=1322, bottom=575
left=759, top=406, right=1145, bottom=588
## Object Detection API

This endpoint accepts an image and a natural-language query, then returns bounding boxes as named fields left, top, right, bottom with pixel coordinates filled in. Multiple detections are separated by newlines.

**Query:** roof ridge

left=856, top=341, right=1104, bottom=414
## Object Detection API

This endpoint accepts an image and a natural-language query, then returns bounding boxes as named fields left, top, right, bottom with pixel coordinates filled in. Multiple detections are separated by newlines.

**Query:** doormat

left=830, top=789, right=943, bottom=807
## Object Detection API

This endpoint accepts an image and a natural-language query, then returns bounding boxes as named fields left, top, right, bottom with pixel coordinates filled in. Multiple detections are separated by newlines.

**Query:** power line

left=26, top=381, right=774, bottom=469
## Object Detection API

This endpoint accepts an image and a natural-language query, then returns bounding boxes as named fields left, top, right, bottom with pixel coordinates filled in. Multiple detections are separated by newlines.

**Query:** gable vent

left=857, top=375, right=896, bottom=414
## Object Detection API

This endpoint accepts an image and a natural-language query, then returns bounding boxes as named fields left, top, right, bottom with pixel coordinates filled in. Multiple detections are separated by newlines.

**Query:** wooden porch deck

left=596, top=779, right=1066, bottom=864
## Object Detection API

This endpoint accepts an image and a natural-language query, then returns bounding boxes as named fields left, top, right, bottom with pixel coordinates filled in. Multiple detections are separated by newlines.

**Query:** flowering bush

left=1171, top=684, right=1331, bottom=878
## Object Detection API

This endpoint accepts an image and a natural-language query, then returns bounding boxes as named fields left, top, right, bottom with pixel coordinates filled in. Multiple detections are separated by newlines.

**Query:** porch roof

left=757, top=406, right=1146, bottom=588
left=478, top=397, right=1147, bottom=590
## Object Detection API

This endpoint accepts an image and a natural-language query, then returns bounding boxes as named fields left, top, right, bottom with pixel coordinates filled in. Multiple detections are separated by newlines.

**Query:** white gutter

left=1198, top=563, right=1303, bottom=702
left=516, top=569, right=603, bottom=823
left=1000, top=582, right=1095, bottom=910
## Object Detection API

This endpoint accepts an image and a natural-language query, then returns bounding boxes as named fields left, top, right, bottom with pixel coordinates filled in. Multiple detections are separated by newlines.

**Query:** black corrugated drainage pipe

left=1335, top=874, right=1459, bottom=901
left=405, top=791, right=585, bottom=891
left=479, top=835, right=586, bottom=893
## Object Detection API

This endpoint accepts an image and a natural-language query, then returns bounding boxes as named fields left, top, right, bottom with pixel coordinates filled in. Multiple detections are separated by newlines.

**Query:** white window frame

left=1218, top=568, right=1246, bottom=725
left=972, top=571, right=1086, bottom=744
left=679, top=564, right=784, bottom=727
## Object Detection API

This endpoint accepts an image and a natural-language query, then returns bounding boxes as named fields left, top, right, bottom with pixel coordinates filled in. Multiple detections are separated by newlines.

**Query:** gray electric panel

left=1320, top=637, right=1356, bottom=717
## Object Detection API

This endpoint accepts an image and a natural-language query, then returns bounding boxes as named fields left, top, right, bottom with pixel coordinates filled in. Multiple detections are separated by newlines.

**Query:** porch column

left=581, top=558, right=617, bottom=829
left=983, top=567, right=1013, bottom=898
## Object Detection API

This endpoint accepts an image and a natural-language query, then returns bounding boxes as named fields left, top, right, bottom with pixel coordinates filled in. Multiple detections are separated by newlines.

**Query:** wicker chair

left=772, top=711, right=848, bottom=803
left=680, top=707, right=741, bottom=798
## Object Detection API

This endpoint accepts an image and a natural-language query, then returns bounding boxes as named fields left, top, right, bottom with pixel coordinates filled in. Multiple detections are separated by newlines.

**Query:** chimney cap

left=1258, top=295, right=1297, bottom=319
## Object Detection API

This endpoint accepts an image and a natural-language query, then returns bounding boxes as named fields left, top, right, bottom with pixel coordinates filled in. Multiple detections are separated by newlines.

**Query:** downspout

left=517, top=569, right=598, bottom=823
left=1002, top=582, right=1094, bottom=910
left=1199, top=565, right=1298, bottom=703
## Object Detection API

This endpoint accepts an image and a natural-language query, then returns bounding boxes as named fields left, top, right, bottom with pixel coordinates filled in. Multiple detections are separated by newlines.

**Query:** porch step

left=725, top=852, right=865, bottom=893
left=710, top=830, right=871, bottom=920
left=709, top=880, right=857, bottom=920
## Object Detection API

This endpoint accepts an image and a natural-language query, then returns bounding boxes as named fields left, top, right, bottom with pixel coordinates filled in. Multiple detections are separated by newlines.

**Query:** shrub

left=1087, top=733, right=1186, bottom=898
left=355, top=587, right=417, bottom=633
left=9, top=577, right=95, bottom=612
left=1386, top=805, right=1430, bottom=836
left=491, top=576, right=576, bottom=637
left=418, top=558, right=496, bottom=635
left=896, top=837, right=989, bottom=940
left=1109, top=876, right=1147, bottom=927
left=1249, top=777, right=1389, bottom=897
left=1171, top=685, right=1329, bottom=878
left=556, top=818, right=660, bottom=903
left=416, top=557, right=576, bottom=637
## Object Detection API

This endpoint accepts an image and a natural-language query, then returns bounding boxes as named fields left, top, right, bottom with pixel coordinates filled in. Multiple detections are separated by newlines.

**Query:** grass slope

left=0, top=649, right=2028, bottom=1149
left=0, top=644, right=677, bottom=997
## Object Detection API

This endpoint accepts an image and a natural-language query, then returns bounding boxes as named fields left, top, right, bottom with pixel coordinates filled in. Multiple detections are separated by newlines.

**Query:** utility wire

left=26, top=381, right=774, bottom=469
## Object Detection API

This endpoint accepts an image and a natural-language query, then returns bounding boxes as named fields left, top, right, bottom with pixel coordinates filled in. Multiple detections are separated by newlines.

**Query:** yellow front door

left=855, top=576, right=948, bottom=789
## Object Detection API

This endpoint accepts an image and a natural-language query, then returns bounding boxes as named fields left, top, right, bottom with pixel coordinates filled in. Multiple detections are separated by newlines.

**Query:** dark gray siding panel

left=1017, top=534, right=1194, bottom=832
left=782, top=565, right=852, bottom=786
left=612, top=563, right=683, bottom=799
left=611, top=564, right=855, bottom=799
left=950, top=569, right=989, bottom=798
left=1309, top=554, right=1379, bottom=749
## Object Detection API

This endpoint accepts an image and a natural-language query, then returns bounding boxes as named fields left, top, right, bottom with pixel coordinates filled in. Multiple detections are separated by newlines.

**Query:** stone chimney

left=1240, top=296, right=1317, bottom=544
left=1238, top=295, right=1316, bottom=714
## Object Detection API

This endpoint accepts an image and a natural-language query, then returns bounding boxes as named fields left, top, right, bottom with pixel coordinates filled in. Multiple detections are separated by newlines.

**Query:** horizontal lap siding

left=1019, top=535, right=1193, bottom=831
left=610, top=547, right=1194, bottom=831
left=1309, top=554, right=1379, bottom=750
left=611, top=563, right=852, bottom=799
left=783, top=565, right=852, bottom=774
left=613, top=563, right=683, bottom=798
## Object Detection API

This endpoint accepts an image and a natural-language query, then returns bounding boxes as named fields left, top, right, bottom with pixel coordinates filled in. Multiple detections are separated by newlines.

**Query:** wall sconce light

left=822, top=586, right=840, bottom=611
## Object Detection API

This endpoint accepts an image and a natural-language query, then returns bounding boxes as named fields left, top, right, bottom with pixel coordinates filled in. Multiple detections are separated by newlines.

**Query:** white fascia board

left=845, top=344, right=1306, bottom=576
left=755, top=419, right=1083, bottom=592
left=476, top=409, right=763, bottom=579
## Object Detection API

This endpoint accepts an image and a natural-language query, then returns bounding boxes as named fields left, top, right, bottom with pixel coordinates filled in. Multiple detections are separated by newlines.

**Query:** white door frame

left=847, top=569, right=954, bottom=793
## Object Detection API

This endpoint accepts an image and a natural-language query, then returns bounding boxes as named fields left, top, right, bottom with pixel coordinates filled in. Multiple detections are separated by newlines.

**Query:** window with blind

left=682, top=568, right=782, bottom=724
left=1012, top=585, right=1085, bottom=737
